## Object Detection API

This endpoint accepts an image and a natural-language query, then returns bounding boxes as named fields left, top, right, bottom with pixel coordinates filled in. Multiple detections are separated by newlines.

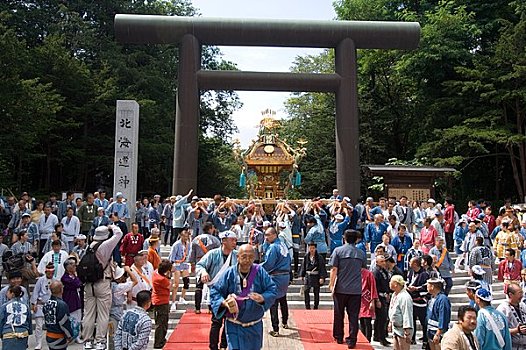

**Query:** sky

left=191, top=0, right=336, bottom=147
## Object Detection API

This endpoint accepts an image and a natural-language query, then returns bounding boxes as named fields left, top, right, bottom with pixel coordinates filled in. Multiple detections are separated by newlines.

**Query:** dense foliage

left=0, top=0, right=241, bottom=198
left=281, top=0, right=526, bottom=203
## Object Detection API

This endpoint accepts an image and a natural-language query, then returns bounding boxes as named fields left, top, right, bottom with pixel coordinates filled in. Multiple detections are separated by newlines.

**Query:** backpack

left=2, top=250, right=25, bottom=274
left=77, top=242, right=107, bottom=283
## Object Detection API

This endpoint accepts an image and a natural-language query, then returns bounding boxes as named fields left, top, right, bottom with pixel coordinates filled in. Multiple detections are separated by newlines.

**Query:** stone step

left=169, top=284, right=506, bottom=304
left=169, top=280, right=503, bottom=295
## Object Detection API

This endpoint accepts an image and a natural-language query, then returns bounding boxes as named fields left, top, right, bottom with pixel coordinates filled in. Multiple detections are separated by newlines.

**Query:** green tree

left=283, top=0, right=524, bottom=202
left=419, top=2, right=526, bottom=200
left=280, top=51, right=336, bottom=197
left=0, top=0, right=242, bottom=197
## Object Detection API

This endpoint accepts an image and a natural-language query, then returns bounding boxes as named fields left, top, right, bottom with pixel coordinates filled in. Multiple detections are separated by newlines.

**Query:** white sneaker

left=170, top=303, right=178, bottom=312
left=95, top=343, right=106, bottom=350
left=179, top=297, right=188, bottom=305
left=84, top=341, right=94, bottom=350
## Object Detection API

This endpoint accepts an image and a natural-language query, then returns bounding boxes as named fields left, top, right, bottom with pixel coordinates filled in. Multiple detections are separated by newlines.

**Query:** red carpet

left=164, top=309, right=373, bottom=350
left=164, top=311, right=212, bottom=350
left=290, top=310, right=374, bottom=350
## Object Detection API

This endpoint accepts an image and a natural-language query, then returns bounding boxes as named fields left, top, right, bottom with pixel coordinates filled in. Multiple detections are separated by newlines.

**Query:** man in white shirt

left=38, top=240, right=69, bottom=280
left=62, top=207, right=80, bottom=252
left=38, top=205, right=59, bottom=258
left=130, top=250, right=153, bottom=302
left=231, top=215, right=251, bottom=245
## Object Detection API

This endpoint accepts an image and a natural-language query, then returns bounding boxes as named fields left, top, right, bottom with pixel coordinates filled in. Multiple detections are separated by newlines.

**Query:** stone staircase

left=10, top=246, right=505, bottom=350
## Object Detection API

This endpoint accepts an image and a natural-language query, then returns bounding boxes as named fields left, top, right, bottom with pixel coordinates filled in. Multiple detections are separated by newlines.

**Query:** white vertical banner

left=113, top=100, right=139, bottom=224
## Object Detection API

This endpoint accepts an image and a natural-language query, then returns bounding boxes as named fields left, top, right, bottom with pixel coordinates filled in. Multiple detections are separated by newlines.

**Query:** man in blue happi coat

left=391, top=225, right=413, bottom=273
left=260, top=226, right=291, bottom=337
left=196, top=230, right=238, bottom=350
left=329, top=213, right=350, bottom=253
left=105, top=192, right=129, bottom=219
left=364, top=214, right=388, bottom=259
left=211, top=244, right=277, bottom=350
left=426, top=277, right=451, bottom=350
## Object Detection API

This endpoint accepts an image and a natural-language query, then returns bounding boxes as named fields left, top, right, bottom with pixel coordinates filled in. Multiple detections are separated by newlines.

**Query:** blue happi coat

left=329, top=215, right=350, bottom=252
left=196, top=248, right=238, bottom=282
left=0, top=297, right=32, bottom=336
left=304, top=215, right=328, bottom=254
left=391, top=234, right=413, bottom=271
left=476, top=305, right=512, bottom=350
left=260, top=239, right=291, bottom=299
left=210, top=264, right=277, bottom=350
left=105, top=201, right=129, bottom=219
left=427, top=292, right=451, bottom=337
left=453, top=223, right=468, bottom=249
left=364, top=222, right=388, bottom=253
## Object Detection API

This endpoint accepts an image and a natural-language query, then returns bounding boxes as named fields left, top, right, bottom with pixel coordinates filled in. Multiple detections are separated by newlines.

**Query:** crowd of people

left=0, top=189, right=525, bottom=350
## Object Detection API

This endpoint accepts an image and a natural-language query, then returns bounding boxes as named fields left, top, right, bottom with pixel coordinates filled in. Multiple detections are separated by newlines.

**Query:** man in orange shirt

left=148, top=237, right=161, bottom=270
left=152, top=259, right=172, bottom=349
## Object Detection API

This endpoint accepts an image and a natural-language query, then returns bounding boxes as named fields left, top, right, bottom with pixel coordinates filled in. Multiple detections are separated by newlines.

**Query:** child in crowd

left=152, top=260, right=173, bottom=349
left=108, top=265, right=138, bottom=350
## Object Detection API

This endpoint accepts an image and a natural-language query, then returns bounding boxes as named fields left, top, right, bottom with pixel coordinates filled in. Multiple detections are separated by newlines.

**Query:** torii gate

left=114, top=15, right=420, bottom=200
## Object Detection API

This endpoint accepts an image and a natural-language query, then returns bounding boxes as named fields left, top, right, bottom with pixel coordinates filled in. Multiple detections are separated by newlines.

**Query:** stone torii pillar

left=114, top=15, right=420, bottom=201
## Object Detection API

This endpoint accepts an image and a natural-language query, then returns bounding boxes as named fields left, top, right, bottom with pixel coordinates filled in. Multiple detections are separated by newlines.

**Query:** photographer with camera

left=80, top=224, right=123, bottom=350
left=497, top=283, right=526, bottom=348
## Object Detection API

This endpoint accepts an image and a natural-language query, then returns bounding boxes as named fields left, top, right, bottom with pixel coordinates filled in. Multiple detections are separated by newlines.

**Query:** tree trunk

left=508, top=145, right=525, bottom=201
left=515, top=100, right=526, bottom=202
left=495, top=144, right=500, bottom=200
left=17, top=156, right=22, bottom=193
left=46, top=143, right=51, bottom=191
